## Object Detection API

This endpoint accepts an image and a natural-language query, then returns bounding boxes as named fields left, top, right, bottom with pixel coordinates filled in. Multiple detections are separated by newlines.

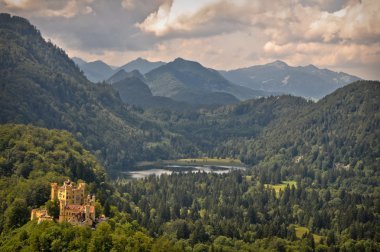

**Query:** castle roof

left=64, top=204, right=95, bottom=214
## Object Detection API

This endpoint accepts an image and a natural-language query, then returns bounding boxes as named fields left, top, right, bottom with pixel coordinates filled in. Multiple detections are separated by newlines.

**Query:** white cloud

left=0, top=0, right=95, bottom=18
left=1, top=0, right=379, bottom=79
left=43, top=0, right=78, bottom=18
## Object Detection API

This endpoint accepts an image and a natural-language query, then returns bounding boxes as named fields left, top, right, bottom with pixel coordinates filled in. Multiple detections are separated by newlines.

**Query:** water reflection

left=121, top=165, right=245, bottom=179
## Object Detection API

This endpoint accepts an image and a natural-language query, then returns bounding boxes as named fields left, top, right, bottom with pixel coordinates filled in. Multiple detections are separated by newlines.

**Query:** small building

left=30, top=208, right=53, bottom=223
left=31, top=180, right=96, bottom=226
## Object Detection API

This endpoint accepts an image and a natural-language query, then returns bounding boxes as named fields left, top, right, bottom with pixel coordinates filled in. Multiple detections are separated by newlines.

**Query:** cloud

left=0, top=0, right=167, bottom=52
left=0, top=0, right=379, bottom=79
left=137, top=0, right=255, bottom=37
left=0, top=0, right=92, bottom=18
left=121, top=0, right=134, bottom=10
left=137, top=0, right=380, bottom=45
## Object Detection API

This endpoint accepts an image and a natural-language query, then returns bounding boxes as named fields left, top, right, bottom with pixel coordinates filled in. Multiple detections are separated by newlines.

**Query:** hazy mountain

left=108, top=69, right=232, bottom=108
left=77, top=59, right=115, bottom=83
left=145, top=57, right=269, bottom=103
left=110, top=76, right=190, bottom=110
left=106, top=69, right=144, bottom=84
left=118, top=57, right=165, bottom=74
left=220, top=60, right=361, bottom=99
left=72, top=56, right=87, bottom=66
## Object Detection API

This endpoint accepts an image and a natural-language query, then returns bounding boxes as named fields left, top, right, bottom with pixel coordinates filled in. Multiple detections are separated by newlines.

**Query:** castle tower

left=50, top=183, right=58, bottom=201
left=59, top=198, right=66, bottom=223
left=91, top=195, right=95, bottom=206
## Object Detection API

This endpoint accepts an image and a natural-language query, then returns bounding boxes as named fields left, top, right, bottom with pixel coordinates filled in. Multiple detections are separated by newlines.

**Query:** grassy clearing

left=265, top=180, right=297, bottom=197
left=294, top=225, right=324, bottom=243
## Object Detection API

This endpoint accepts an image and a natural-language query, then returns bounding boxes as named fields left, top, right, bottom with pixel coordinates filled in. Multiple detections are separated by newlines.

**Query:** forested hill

left=0, top=13, right=195, bottom=171
left=221, top=80, right=380, bottom=177
left=0, top=124, right=106, bottom=233
left=145, top=80, right=379, bottom=176
left=0, top=13, right=379, bottom=176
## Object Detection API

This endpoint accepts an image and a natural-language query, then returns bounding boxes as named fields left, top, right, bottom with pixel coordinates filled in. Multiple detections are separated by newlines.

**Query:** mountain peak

left=119, top=58, right=165, bottom=74
left=174, top=57, right=186, bottom=62
left=134, top=57, right=147, bottom=62
left=88, top=60, right=108, bottom=65
left=267, top=60, right=288, bottom=69
left=304, top=64, right=318, bottom=70
left=72, top=57, right=87, bottom=66
left=170, top=57, right=202, bottom=68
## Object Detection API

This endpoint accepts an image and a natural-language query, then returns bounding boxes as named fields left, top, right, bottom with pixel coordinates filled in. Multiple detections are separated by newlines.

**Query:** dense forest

left=0, top=124, right=378, bottom=250
left=0, top=13, right=379, bottom=251
left=0, top=13, right=196, bottom=172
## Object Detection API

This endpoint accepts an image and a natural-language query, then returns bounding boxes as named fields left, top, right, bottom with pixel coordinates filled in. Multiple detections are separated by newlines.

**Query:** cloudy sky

left=1, top=0, right=379, bottom=79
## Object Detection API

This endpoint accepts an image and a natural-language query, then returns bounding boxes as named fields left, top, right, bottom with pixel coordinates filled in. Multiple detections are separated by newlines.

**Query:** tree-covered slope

left=232, top=81, right=380, bottom=171
left=0, top=124, right=105, bottom=233
left=146, top=94, right=309, bottom=153
left=0, top=13, right=190, bottom=171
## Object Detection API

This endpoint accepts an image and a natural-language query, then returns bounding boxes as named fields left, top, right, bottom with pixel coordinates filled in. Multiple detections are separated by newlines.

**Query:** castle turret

left=51, top=183, right=58, bottom=201
left=91, top=195, right=96, bottom=206
left=59, top=198, right=66, bottom=222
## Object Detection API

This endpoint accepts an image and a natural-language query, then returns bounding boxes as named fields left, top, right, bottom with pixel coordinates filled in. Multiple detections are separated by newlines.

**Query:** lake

left=120, top=164, right=246, bottom=179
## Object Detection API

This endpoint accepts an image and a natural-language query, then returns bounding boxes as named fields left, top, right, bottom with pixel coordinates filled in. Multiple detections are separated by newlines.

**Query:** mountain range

left=1, top=13, right=378, bottom=173
left=144, top=57, right=265, bottom=104
left=75, top=56, right=361, bottom=102
left=220, top=60, right=361, bottom=99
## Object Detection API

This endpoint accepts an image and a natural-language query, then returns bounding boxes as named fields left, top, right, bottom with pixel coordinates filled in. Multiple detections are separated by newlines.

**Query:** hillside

left=221, top=60, right=361, bottom=99
left=145, top=57, right=267, bottom=103
left=145, top=80, right=380, bottom=176
left=147, top=94, right=309, bottom=152
left=0, top=13, right=192, bottom=171
left=106, top=69, right=144, bottom=84
left=219, top=81, right=380, bottom=176
left=0, top=124, right=105, bottom=233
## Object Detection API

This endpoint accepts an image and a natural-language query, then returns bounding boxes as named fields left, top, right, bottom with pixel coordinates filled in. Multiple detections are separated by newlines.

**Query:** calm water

left=121, top=164, right=246, bottom=179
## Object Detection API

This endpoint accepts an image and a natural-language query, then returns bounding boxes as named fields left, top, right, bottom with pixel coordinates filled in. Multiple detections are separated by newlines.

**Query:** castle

left=31, top=180, right=96, bottom=226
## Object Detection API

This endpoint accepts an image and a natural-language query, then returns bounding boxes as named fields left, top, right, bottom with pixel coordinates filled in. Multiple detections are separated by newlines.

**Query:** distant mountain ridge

left=145, top=57, right=269, bottom=103
left=220, top=60, right=361, bottom=99
left=73, top=58, right=114, bottom=82
left=110, top=76, right=191, bottom=110
left=73, top=57, right=166, bottom=83
left=117, top=57, right=166, bottom=74
left=106, top=69, right=144, bottom=84
left=74, top=56, right=360, bottom=100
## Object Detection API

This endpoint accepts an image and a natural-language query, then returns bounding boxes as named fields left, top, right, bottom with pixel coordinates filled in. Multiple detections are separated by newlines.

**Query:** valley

left=0, top=12, right=379, bottom=251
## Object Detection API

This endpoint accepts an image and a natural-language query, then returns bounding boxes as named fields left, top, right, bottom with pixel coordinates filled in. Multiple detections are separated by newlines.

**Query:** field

left=265, top=180, right=297, bottom=196
left=294, top=225, right=324, bottom=243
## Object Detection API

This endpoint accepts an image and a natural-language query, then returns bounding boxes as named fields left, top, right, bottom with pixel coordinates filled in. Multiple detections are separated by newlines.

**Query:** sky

left=1, top=0, right=379, bottom=79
